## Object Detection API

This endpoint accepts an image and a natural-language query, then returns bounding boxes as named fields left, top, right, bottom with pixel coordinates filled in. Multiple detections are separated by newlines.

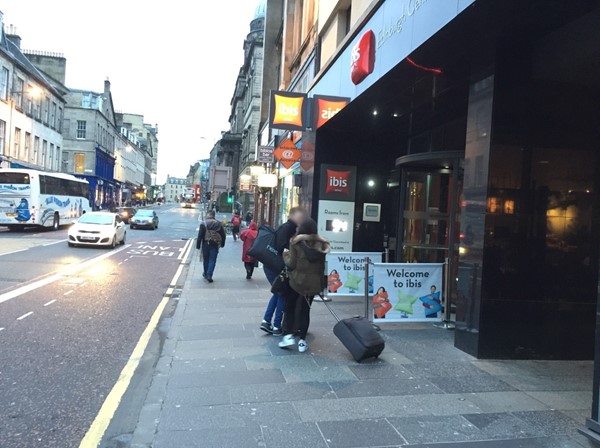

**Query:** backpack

left=231, top=215, right=242, bottom=226
left=204, top=221, right=223, bottom=246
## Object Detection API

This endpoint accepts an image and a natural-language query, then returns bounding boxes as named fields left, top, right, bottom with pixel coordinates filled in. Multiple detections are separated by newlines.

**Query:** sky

left=1, top=0, right=260, bottom=183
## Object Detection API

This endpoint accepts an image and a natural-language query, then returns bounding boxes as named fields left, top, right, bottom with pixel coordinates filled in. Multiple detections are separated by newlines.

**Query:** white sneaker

left=278, top=334, right=295, bottom=348
left=298, top=339, right=308, bottom=353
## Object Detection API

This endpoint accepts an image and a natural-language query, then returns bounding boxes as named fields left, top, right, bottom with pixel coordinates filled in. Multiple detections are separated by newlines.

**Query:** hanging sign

left=273, top=139, right=301, bottom=169
left=372, top=263, right=444, bottom=322
left=269, top=90, right=309, bottom=131
left=257, top=146, right=274, bottom=164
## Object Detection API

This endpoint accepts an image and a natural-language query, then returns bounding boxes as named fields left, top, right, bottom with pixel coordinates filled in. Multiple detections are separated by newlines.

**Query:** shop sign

left=326, top=252, right=382, bottom=297
left=317, top=200, right=355, bottom=252
left=300, top=140, right=315, bottom=172
left=257, top=146, right=274, bottom=164
left=319, top=164, right=357, bottom=202
left=269, top=90, right=309, bottom=131
left=351, top=30, right=376, bottom=85
left=372, top=263, right=443, bottom=322
left=313, top=95, right=350, bottom=128
left=273, top=139, right=302, bottom=169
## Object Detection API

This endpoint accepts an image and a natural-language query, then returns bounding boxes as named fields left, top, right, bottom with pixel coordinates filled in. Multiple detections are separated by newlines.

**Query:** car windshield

left=136, top=211, right=153, bottom=217
left=78, top=214, right=114, bottom=225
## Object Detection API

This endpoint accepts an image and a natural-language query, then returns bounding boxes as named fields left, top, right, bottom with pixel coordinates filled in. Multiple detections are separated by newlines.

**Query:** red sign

left=325, top=169, right=352, bottom=194
left=300, top=140, right=315, bottom=172
left=274, top=139, right=301, bottom=169
left=314, top=96, right=350, bottom=129
left=351, top=30, right=376, bottom=85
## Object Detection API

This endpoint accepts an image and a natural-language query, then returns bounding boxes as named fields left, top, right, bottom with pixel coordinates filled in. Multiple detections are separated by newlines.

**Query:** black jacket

left=196, top=218, right=226, bottom=249
left=273, top=219, right=297, bottom=254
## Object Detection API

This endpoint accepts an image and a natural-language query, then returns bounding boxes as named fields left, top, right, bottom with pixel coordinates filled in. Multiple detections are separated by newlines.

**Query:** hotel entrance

left=396, top=151, right=464, bottom=314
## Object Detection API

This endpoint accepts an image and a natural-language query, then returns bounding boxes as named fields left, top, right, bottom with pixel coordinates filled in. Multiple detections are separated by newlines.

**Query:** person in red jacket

left=240, top=221, right=258, bottom=279
left=231, top=211, right=242, bottom=241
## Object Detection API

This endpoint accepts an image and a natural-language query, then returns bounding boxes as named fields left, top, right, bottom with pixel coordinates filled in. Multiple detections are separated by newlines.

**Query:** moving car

left=130, top=210, right=159, bottom=230
left=116, top=206, right=136, bottom=224
left=68, top=212, right=127, bottom=248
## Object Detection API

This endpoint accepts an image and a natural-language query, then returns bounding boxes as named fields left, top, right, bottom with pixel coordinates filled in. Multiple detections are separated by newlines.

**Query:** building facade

left=116, top=112, right=158, bottom=189
left=0, top=21, right=65, bottom=172
left=163, top=176, right=186, bottom=202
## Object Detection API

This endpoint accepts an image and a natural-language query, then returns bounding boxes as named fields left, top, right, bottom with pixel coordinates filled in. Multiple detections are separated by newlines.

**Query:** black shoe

left=260, top=321, right=273, bottom=334
left=246, top=274, right=252, bottom=280
left=202, top=273, right=207, bottom=279
left=207, top=277, right=214, bottom=283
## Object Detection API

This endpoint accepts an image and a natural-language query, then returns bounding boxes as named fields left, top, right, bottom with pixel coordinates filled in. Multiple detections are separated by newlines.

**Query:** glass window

left=26, top=84, right=34, bottom=115
left=56, top=146, right=60, bottom=171
left=14, top=128, right=21, bottom=159
left=74, top=153, right=85, bottom=174
left=24, top=132, right=31, bottom=162
left=13, top=76, right=24, bottom=108
left=49, top=144, right=54, bottom=170
left=76, top=120, right=86, bottom=139
left=0, top=67, right=8, bottom=100
left=33, top=136, right=40, bottom=164
left=42, top=140, right=48, bottom=166
left=0, top=172, right=30, bottom=184
left=58, top=107, right=63, bottom=132
left=0, top=120, right=5, bottom=154
left=51, top=102, right=57, bottom=128
left=43, top=97, right=49, bottom=124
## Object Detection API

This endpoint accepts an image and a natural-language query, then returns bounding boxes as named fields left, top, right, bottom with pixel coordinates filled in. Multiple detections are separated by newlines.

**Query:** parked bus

left=0, top=168, right=91, bottom=231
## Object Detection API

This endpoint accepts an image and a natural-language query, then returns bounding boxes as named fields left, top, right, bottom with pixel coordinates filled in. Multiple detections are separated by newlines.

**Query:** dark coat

left=273, top=219, right=297, bottom=254
left=196, top=218, right=226, bottom=249
left=283, top=234, right=331, bottom=296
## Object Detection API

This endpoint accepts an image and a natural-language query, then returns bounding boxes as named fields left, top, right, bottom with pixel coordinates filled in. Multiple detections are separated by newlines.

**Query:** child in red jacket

left=240, top=221, right=258, bottom=279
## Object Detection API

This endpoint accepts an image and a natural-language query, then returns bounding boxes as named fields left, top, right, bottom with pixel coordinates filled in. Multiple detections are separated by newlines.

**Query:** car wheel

left=111, top=236, right=117, bottom=249
left=52, top=213, right=60, bottom=231
left=130, top=225, right=135, bottom=229
left=68, top=242, right=75, bottom=247
left=152, top=224, right=156, bottom=230
left=121, top=232, right=126, bottom=245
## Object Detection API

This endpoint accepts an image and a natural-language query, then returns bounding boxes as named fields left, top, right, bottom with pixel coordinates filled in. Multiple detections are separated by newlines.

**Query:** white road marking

left=44, top=299, right=57, bottom=307
left=0, top=245, right=131, bottom=306
left=118, top=262, right=123, bottom=265
left=0, top=327, right=4, bottom=332
left=177, top=239, right=193, bottom=260
left=79, top=282, right=87, bottom=288
left=64, top=290, right=74, bottom=296
left=43, top=239, right=68, bottom=247
left=153, top=240, right=166, bottom=243
left=17, top=311, right=33, bottom=320
left=0, top=249, right=27, bottom=257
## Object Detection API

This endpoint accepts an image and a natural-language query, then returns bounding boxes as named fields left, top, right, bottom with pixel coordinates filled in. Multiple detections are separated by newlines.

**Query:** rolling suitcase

left=323, top=299, right=385, bottom=362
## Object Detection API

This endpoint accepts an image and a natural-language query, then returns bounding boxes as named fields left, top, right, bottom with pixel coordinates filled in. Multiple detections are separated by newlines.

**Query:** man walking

left=196, top=210, right=226, bottom=283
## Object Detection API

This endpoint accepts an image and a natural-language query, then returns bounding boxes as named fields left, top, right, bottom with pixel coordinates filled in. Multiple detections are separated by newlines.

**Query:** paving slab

left=261, top=422, right=328, bottom=448
left=318, top=418, right=407, bottom=447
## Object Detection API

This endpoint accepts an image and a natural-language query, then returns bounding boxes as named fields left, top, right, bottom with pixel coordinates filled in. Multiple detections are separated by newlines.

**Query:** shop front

left=306, top=0, right=600, bottom=364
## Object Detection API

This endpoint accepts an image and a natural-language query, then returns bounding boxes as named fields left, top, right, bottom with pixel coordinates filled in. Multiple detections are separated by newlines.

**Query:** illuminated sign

left=319, top=164, right=357, bottom=202
left=325, top=169, right=351, bottom=195
left=313, top=95, right=350, bottom=129
left=350, top=30, right=376, bottom=85
left=269, top=90, right=309, bottom=130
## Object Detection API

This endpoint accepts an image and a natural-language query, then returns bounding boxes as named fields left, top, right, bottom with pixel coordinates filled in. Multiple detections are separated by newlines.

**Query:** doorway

left=396, top=151, right=464, bottom=311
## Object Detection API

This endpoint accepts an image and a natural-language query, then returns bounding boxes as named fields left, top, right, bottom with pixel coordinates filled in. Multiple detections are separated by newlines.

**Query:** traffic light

left=227, top=194, right=233, bottom=204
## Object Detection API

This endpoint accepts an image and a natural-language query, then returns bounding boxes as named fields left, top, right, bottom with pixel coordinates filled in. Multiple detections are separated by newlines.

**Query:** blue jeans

left=263, top=266, right=285, bottom=329
left=202, top=243, right=219, bottom=278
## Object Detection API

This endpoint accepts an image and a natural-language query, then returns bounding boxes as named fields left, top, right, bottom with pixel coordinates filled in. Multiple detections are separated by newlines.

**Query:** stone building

left=0, top=17, right=66, bottom=172
left=115, top=112, right=158, bottom=188
left=163, top=175, right=186, bottom=202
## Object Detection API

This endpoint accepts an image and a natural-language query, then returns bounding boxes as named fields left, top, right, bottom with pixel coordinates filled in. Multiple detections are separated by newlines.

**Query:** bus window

left=0, top=172, right=30, bottom=184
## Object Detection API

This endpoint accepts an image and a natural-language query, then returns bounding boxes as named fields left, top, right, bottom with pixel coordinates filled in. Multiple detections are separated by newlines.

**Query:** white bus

left=0, top=168, right=91, bottom=231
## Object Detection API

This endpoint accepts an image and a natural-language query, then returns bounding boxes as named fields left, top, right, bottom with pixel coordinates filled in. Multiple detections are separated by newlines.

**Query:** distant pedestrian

left=240, top=221, right=258, bottom=279
left=279, top=217, right=330, bottom=353
left=196, top=210, right=226, bottom=283
left=231, top=211, right=242, bottom=241
left=245, top=210, right=253, bottom=226
left=260, top=207, right=307, bottom=336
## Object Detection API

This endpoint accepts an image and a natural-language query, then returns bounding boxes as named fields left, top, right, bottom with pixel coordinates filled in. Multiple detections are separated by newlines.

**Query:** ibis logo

left=314, top=96, right=350, bottom=129
left=351, top=30, right=376, bottom=85
left=269, top=91, right=308, bottom=130
left=326, top=170, right=352, bottom=194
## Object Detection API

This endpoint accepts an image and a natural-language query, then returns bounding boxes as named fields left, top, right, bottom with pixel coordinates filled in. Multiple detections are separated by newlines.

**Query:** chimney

left=6, top=23, right=21, bottom=49
left=104, top=78, right=111, bottom=94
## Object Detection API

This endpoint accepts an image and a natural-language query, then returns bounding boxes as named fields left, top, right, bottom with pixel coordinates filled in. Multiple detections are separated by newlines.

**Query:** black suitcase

left=323, top=300, right=385, bottom=362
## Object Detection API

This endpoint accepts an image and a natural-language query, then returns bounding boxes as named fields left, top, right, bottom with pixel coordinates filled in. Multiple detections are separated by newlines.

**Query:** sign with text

left=269, top=90, right=309, bottom=131
left=351, top=30, right=376, bottom=85
left=372, top=263, right=444, bottom=323
left=317, top=200, right=355, bottom=252
left=273, top=139, right=302, bottom=169
left=313, top=95, right=350, bottom=129
left=326, top=252, right=382, bottom=296
left=319, top=164, right=357, bottom=202
left=257, top=146, right=274, bottom=164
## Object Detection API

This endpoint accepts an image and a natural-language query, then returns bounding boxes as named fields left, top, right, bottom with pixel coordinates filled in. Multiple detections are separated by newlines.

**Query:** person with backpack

left=240, top=221, right=258, bottom=279
left=231, top=211, right=242, bottom=241
left=196, top=210, right=226, bottom=283
left=278, top=217, right=330, bottom=353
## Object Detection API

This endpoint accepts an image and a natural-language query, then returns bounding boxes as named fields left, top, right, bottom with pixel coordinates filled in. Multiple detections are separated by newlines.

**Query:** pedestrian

left=231, top=210, right=242, bottom=241
left=245, top=210, right=253, bottom=226
left=240, top=221, right=258, bottom=279
left=279, top=217, right=330, bottom=353
left=196, top=210, right=226, bottom=283
left=260, top=207, right=307, bottom=335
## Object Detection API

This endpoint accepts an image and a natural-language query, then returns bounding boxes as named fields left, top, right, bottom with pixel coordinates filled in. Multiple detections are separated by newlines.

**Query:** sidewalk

left=130, top=237, right=596, bottom=448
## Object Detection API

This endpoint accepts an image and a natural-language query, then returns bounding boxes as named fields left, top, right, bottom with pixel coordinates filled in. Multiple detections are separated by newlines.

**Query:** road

left=0, top=203, right=200, bottom=448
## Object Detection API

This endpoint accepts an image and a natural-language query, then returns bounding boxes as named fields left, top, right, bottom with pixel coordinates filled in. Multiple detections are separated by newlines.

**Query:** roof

left=253, top=0, right=266, bottom=20
left=0, top=32, right=65, bottom=100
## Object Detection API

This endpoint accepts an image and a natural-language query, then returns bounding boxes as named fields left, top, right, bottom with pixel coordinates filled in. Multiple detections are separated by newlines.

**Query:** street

left=0, top=204, right=198, bottom=448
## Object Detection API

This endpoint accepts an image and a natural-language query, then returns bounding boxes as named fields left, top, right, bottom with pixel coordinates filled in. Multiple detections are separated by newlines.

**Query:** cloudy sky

left=2, top=0, right=260, bottom=183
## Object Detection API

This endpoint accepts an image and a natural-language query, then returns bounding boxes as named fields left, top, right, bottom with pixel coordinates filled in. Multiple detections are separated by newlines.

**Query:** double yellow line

left=79, top=238, right=195, bottom=447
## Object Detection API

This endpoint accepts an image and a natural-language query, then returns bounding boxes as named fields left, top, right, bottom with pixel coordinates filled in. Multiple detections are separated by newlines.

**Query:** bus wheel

left=52, top=213, right=60, bottom=231
left=8, top=225, right=24, bottom=232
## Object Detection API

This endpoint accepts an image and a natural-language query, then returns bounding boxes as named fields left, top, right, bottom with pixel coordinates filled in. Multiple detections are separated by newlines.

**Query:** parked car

left=116, top=207, right=136, bottom=223
left=130, top=210, right=159, bottom=230
left=68, top=212, right=126, bottom=248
